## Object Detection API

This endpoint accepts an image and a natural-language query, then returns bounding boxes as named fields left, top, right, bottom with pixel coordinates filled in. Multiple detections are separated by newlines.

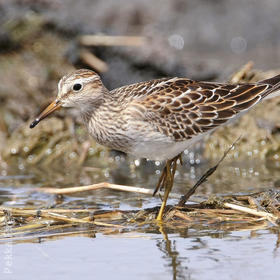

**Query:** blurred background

left=1, top=0, right=280, bottom=191
left=1, top=2, right=280, bottom=279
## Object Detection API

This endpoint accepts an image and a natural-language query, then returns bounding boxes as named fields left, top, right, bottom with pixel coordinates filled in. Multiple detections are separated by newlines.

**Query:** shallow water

left=0, top=230, right=279, bottom=280
left=0, top=156, right=279, bottom=280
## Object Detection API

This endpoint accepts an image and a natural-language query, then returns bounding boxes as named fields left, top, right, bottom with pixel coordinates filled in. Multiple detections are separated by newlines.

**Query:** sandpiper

left=30, top=69, right=280, bottom=221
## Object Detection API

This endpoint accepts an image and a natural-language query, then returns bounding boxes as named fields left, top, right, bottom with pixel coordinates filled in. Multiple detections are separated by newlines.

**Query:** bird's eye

left=72, top=83, right=83, bottom=91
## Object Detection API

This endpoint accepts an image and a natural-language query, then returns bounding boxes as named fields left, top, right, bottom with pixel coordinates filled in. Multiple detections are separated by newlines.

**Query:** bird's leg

left=153, top=154, right=182, bottom=196
left=156, top=154, right=182, bottom=221
left=156, top=159, right=172, bottom=221
left=153, top=165, right=166, bottom=196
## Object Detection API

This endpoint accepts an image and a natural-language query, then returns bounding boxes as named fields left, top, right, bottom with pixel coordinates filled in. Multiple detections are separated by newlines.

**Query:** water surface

left=0, top=157, right=279, bottom=280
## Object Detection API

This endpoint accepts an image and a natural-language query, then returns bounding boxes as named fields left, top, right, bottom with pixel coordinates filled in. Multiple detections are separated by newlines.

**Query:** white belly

left=130, top=133, right=205, bottom=161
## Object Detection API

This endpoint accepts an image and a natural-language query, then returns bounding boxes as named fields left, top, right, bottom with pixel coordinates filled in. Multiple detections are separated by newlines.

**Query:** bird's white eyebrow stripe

left=70, top=76, right=98, bottom=84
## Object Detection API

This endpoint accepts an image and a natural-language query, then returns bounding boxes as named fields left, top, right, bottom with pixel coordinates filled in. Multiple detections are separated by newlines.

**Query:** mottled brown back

left=112, top=75, right=280, bottom=141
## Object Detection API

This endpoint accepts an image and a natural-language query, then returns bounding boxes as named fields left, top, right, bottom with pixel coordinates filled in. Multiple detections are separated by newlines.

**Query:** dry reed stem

left=79, top=35, right=146, bottom=47
left=36, top=182, right=181, bottom=199
left=229, top=61, right=254, bottom=83
left=177, top=136, right=241, bottom=206
left=80, top=48, right=109, bottom=72
left=0, top=206, right=124, bottom=228
left=0, top=225, right=95, bottom=241
left=223, top=202, right=278, bottom=225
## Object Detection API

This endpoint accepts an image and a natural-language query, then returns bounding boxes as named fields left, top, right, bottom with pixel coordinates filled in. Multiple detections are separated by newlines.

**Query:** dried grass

left=0, top=188, right=279, bottom=242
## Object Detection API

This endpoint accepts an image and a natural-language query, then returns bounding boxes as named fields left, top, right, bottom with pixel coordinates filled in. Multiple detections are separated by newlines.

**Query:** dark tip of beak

left=29, top=99, right=61, bottom=129
left=30, top=118, right=40, bottom=129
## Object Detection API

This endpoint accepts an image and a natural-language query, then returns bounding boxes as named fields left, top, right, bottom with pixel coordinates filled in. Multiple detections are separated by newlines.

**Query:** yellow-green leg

left=156, top=160, right=172, bottom=221
left=156, top=154, right=182, bottom=221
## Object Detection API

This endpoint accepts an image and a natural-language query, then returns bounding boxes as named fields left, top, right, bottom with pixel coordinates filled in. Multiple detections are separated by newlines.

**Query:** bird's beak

left=30, top=100, right=61, bottom=128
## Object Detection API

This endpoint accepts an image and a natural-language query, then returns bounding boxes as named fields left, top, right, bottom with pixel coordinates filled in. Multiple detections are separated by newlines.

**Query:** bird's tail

left=258, top=74, right=280, bottom=100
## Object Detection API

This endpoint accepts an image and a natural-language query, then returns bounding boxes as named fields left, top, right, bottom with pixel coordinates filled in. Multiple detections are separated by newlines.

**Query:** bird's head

left=30, top=69, right=106, bottom=128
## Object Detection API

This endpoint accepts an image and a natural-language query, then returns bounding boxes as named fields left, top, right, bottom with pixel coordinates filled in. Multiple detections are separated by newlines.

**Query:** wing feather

left=131, top=78, right=274, bottom=141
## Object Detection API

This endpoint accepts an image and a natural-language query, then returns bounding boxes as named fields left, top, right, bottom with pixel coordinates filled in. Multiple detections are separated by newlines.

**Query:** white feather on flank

left=263, top=89, right=280, bottom=100
left=132, top=132, right=206, bottom=160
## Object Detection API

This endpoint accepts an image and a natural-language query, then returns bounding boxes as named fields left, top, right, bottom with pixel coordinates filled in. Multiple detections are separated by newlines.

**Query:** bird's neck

left=79, top=98, right=103, bottom=123
left=79, top=93, right=125, bottom=149
left=79, top=89, right=113, bottom=121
